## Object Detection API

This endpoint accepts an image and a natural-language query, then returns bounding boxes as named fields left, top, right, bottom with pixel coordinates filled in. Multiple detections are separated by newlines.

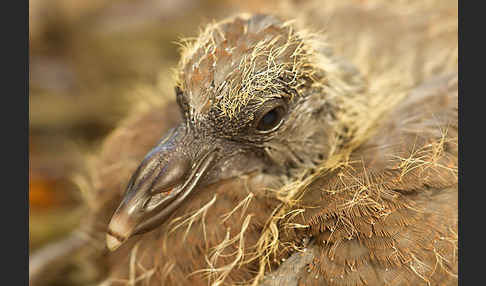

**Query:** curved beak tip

left=106, top=216, right=133, bottom=251
left=104, top=132, right=219, bottom=250
left=106, top=233, right=123, bottom=252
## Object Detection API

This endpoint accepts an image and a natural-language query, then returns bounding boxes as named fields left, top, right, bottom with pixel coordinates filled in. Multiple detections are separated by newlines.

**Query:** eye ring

left=256, top=104, right=286, bottom=133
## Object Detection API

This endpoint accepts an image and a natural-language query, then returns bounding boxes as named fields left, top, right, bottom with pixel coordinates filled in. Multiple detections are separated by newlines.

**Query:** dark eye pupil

left=257, top=107, right=283, bottom=131
left=263, top=109, right=278, bottom=125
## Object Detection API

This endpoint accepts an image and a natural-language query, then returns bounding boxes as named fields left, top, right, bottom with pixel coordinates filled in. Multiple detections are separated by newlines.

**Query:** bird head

left=106, top=13, right=349, bottom=251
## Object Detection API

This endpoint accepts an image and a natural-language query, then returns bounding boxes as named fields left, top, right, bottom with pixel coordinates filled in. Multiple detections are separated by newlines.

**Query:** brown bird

left=30, top=5, right=458, bottom=286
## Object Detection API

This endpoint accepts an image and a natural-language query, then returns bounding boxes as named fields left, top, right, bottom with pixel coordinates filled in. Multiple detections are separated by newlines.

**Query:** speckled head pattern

left=175, top=14, right=320, bottom=126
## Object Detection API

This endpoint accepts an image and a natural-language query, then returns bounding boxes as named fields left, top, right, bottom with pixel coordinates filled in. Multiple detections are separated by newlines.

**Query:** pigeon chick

left=75, top=13, right=457, bottom=286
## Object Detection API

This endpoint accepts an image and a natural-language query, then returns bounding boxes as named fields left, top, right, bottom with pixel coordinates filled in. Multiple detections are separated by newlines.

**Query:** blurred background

left=29, top=0, right=282, bottom=253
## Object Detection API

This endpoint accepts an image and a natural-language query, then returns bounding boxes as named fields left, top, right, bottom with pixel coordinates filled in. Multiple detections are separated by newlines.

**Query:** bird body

left=264, top=73, right=458, bottom=286
left=30, top=3, right=458, bottom=286
left=96, top=71, right=457, bottom=286
left=93, top=14, right=457, bottom=285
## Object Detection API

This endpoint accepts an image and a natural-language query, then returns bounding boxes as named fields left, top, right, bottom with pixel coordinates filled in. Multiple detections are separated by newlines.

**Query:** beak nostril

left=142, top=196, right=151, bottom=209
left=145, top=191, right=172, bottom=211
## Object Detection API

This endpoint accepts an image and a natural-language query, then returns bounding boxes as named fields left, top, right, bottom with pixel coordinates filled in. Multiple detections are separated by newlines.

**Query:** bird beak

left=106, top=127, right=218, bottom=251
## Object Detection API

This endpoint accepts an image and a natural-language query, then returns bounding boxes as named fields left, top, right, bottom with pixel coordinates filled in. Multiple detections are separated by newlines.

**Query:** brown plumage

left=94, top=72, right=457, bottom=286
left=30, top=2, right=458, bottom=286
left=261, top=73, right=458, bottom=285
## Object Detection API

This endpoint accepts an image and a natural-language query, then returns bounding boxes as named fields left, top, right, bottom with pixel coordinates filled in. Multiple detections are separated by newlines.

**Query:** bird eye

left=256, top=105, right=286, bottom=132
